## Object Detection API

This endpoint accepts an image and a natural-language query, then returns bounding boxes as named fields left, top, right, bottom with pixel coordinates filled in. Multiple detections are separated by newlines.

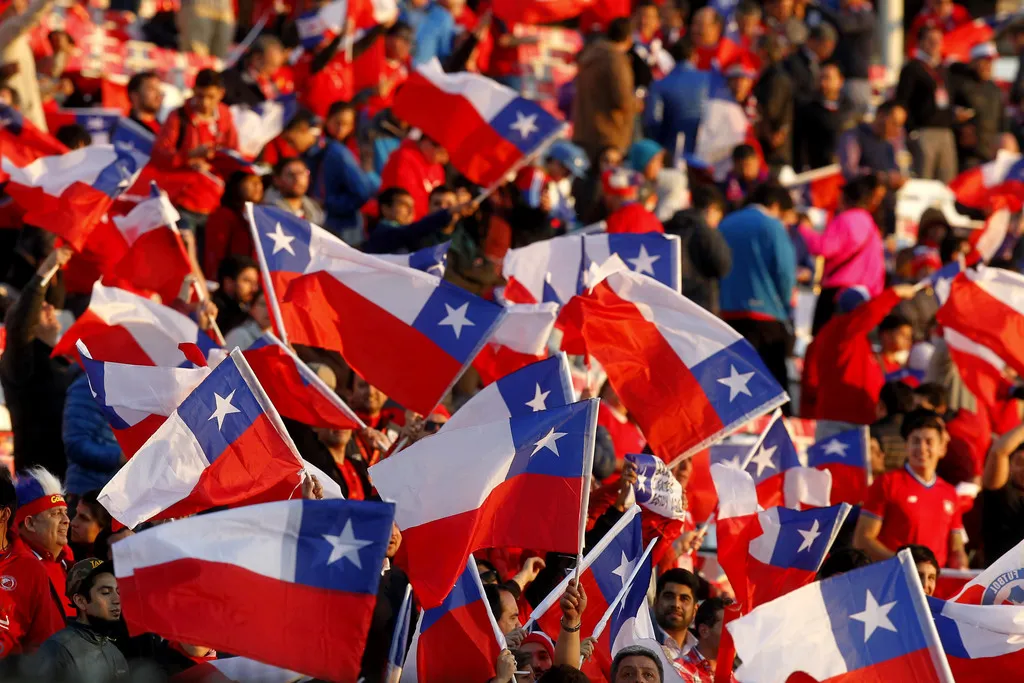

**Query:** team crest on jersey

left=982, top=570, right=1024, bottom=605
left=0, top=576, right=15, bottom=591
left=943, top=500, right=955, bottom=515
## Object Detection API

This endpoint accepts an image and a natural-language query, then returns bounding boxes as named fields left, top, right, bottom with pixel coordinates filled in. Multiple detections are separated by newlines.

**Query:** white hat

left=969, top=42, right=998, bottom=61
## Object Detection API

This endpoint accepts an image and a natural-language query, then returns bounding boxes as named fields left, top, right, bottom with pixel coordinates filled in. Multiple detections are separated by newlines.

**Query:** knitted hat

left=13, top=467, right=65, bottom=528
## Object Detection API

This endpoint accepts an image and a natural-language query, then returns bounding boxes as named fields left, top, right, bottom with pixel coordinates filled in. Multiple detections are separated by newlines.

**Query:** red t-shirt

left=598, top=402, right=645, bottom=463
left=605, top=203, right=664, bottom=234
left=363, top=58, right=409, bottom=118
left=861, top=465, right=965, bottom=567
left=0, top=538, right=66, bottom=656
left=293, top=51, right=355, bottom=119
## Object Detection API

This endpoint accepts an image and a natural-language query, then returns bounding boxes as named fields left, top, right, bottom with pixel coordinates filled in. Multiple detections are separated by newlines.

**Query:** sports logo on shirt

left=907, top=495, right=919, bottom=503
left=981, top=571, right=1024, bottom=606
left=0, top=576, right=15, bottom=591
left=943, top=500, right=954, bottom=515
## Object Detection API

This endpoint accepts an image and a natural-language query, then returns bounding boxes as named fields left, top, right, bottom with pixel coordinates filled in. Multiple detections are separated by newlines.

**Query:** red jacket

left=907, top=5, right=972, bottom=55
left=294, top=51, right=355, bottom=119
left=605, top=202, right=664, bottom=234
left=0, top=537, right=67, bottom=656
left=379, top=140, right=446, bottom=220
left=256, top=135, right=299, bottom=167
left=152, top=101, right=240, bottom=172
left=801, top=288, right=901, bottom=424
left=203, top=206, right=257, bottom=280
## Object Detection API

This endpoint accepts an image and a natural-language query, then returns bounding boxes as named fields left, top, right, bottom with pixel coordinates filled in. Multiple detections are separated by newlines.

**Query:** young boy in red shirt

left=855, top=409, right=969, bottom=569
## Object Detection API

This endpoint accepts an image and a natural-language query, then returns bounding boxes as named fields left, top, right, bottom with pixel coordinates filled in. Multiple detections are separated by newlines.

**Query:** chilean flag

left=45, top=108, right=123, bottom=144
left=53, top=283, right=221, bottom=367
left=558, top=261, right=788, bottom=464
left=171, top=657, right=305, bottom=683
left=949, top=152, right=1024, bottom=212
left=403, top=555, right=505, bottom=683
left=114, top=498, right=395, bottom=682
left=0, top=103, right=68, bottom=166
left=392, top=59, right=565, bottom=187
left=97, top=349, right=307, bottom=528
left=693, top=74, right=758, bottom=181
left=231, top=94, right=299, bottom=159
left=929, top=596, right=1024, bottom=681
left=503, top=232, right=682, bottom=305
left=1, top=142, right=145, bottom=251
left=249, top=204, right=505, bottom=415
left=729, top=552, right=956, bottom=683
left=442, top=353, right=574, bottom=433
left=472, top=302, right=558, bottom=386
left=936, top=267, right=1024, bottom=379
left=953, top=537, right=1024, bottom=605
left=377, top=241, right=450, bottom=277
left=627, top=452, right=688, bottom=522
left=491, top=0, right=592, bottom=25
left=369, top=399, right=597, bottom=608
left=971, top=207, right=1012, bottom=264
left=806, top=427, right=872, bottom=506
left=944, top=328, right=1008, bottom=409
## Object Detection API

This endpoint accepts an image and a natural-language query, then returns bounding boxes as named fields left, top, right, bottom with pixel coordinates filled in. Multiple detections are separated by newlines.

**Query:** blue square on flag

left=490, top=98, right=562, bottom=155
left=177, top=357, right=265, bottom=464
left=690, top=339, right=786, bottom=428
left=507, top=401, right=595, bottom=479
left=295, top=499, right=395, bottom=594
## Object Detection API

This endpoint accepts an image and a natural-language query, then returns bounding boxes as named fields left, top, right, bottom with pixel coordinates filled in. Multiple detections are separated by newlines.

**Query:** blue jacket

left=643, top=63, right=710, bottom=158
left=62, top=373, right=122, bottom=496
left=311, top=139, right=381, bottom=241
left=718, top=206, right=797, bottom=323
left=403, top=3, right=455, bottom=65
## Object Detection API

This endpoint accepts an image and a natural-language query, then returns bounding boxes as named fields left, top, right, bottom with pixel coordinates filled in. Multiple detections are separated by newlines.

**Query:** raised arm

left=983, top=422, right=1024, bottom=490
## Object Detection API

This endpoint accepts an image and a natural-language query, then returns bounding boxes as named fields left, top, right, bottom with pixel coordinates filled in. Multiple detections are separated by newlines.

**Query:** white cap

left=970, top=42, right=998, bottom=61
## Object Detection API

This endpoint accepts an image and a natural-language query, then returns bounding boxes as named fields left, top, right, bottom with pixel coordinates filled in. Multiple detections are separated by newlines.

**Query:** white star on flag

left=717, top=365, right=754, bottom=402
left=266, top=222, right=296, bottom=256
left=627, top=244, right=661, bottom=276
left=822, top=439, right=848, bottom=456
left=532, top=428, right=567, bottom=457
left=323, top=519, right=374, bottom=568
left=509, top=111, right=539, bottom=140
left=796, top=519, right=821, bottom=552
left=750, top=445, right=777, bottom=477
left=611, top=551, right=635, bottom=587
left=438, top=302, right=475, bottom=339
left=208, top=390, right=241, bottom=430
left=849, top=590, right=898, bottom=641
left=635, top=471, right=648, bottom=492
left=525, top=384, right=550, bottom=412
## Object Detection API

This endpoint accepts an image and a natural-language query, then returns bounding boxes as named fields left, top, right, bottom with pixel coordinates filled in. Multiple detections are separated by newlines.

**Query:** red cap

left=601, top=168, right=642, bottom=200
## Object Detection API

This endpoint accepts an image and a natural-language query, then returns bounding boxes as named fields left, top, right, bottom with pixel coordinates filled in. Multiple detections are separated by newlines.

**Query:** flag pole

left=471, top=122, right=570, bottom=209
left=245, top=202, right=290, bottom=346
left=192, top=279, right=226, bottom=347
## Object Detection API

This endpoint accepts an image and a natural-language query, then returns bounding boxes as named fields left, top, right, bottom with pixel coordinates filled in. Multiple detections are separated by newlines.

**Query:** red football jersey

left=861, top=465, right=965, bottom=567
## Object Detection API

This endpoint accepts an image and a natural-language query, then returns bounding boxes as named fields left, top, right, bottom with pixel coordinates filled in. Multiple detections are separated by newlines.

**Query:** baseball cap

left=969, top=42, right=998, bottom=61
left=66, top=559, right=114, bottom=600
left=546, top=140, right=590, bottom=179
left=601, top=167, right=643, bottom=200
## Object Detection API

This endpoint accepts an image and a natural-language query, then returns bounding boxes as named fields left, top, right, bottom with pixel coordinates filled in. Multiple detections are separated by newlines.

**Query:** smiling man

left=653, top=568, right=700, bottom=662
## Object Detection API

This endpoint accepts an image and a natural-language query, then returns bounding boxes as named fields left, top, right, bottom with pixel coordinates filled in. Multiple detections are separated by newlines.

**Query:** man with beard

left=653, top=568, right=700, bottom=663
left=31, top=559, right=128, bottom=681
left=263, top=157, right=325, bottom=224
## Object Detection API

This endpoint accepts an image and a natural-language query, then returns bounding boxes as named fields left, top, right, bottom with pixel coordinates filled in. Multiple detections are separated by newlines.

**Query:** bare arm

left=553, top=579, right=586, bottom=669
left=853, top=514, right=894, bottom=561
left=983, top=422, right=1024, bottom=490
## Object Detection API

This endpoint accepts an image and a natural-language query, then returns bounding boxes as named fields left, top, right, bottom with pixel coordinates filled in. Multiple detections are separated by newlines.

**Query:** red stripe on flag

left=52, top=310, right=157, bottom=364
left=937, top=276, right=1024, bottom=378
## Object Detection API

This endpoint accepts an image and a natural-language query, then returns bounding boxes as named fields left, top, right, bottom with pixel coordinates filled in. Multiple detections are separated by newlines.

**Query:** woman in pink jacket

left=801, top=174, right=887, bottom=333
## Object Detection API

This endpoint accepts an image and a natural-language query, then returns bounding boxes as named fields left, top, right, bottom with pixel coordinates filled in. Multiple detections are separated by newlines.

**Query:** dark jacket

left=895, top=58, right=954, bottom=131
left=813, top=3, right=876, bottom=80
left=33, top=622, right=130, bottom=682
left=663, top=208, right=732, bottom=314
left=793, top=95, right=858, bottom=171
left=359, top=566, right=416, bottom=683
left=62, top=372, right=123, bottom=496
left=211, top=288, right=250, bottom=336
left=950, top=62, right=1007, bottom=165
left=0, top=273, right=72, bottom=476
left=754, top=64, right=795, bottom=167
left=221, top=65, right=268, bottom=108
left=783, top=49, right=820, bottom=107
left=363, top=210, right=454, bottom=255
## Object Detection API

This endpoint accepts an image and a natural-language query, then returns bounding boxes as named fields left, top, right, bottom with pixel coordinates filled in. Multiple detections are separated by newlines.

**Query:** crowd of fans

left=1, top=0, right=1024, bottom=681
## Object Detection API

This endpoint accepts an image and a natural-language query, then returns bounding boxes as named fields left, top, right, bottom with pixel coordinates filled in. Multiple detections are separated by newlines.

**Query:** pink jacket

left=801, top=208, right=885, bottom=295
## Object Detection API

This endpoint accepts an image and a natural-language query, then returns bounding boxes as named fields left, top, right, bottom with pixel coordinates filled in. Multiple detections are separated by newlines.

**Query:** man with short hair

left=677, top=597, right=734, bottom=682
left=32, top=559, right=128, bottom=681
left=380, top=133, right=448, bottom=221
left=786, top=23, right=838, bottom=106
left=900, top=544, right=940, bottom=596
left=855, top=409, right=968, bottom=568
left=654, top=568, right=699, bottom=660
left=951, top=42, right=1012, bottom=169
left=485, top=583, right=521, bottom=636
left=981, top=421, right=1024, bottom=563
left=14, top=468, right=74, bottom=619
left=126, top=71, right=164, bottom=135
left=644, top=37, right=710, bottom=159
left=211, top=254, right=260, bottom=335
left=612, top=645, right=664, bottom=683
left=257, top=110, right=321, bottom=167
left=222, top=34, right=286, bottom=107
left=264, top=157, right=324, bottom=224
left=365, top=22, right=413, bottom=117
left=663, top=185, right=730, bottom=314
left=152, top=68, right=239, bottom=173
left=363, top=186, right=462, bottom=254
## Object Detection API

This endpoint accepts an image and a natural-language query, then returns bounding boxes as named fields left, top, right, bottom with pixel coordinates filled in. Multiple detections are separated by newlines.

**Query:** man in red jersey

left=602, top=168, right=663, bottom=234
left=379, top=134, right=448, bottom=220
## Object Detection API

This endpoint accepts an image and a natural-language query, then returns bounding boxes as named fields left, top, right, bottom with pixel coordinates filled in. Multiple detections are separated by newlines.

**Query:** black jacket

left=221, top=66, right=267, bottom=108
left=663, top=208, right=732, bottom=314
left=895, top=58, right=954, bottom=131
left=950, top=62, right=1007, bottom=165
left=32, top=622, right=130, bottom=683
left=812, top=4, right=876, bottom=80
left=783, top=49, right=820, bottom=107
left=360, top=566, right=417, bottom=683
left=793, top=95, right=858, bottom=171
left=754, top=64, right=795, bottom=166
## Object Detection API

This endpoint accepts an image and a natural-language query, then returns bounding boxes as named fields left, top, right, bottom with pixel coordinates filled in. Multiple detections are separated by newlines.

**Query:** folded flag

left=936, top=267, right=1024, bottom=379
left=472, top=302, right=558, bottom=386
left=295, top=0, right=398, bottom=50
left=231, top=95, right=299, bottom=159
left=728, top=551, right=955, bottom=683
left=385, top=584, right=414, bottom=681
left=171, top=657, right=306, bottom=683
left=949, top=152, right=1024, bottom=212
left=249, top=204, right=504, bottom=415
left=97, top=348, right=306, bottom=528
left=806, top=427, right=872, bottom=506
left=626, top=452, right=686, bottom=521
left=370, top=399, right=597, bottom=607
left=53, top=282, right=221, bottom=367
left=929, top=596, right=1024, bottom=681
left=114, top=498, right=395, bottom=682
left=402, top=555, right=504, bottom=683
left=1, top=142, right=145, bottom=251
left=0, top=103, right=68, bottom=166
left=502, top=232, right=682, bottom=305
left=376, top=241, right=450, bottom=277
left=971, top=207, right=1011, bottom=264
left=558, top=260, right=787, bottom=463
left=442, top=353, right=574, bottom=433
left=953, top=536, right=1024, bottom=605
left=45, top=108, right=123, bottom=144
left=393, top=59, right=565, bottom=187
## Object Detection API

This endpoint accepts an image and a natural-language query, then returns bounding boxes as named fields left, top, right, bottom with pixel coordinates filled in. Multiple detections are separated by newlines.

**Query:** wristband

left=561, top=619, right=581, bottom=633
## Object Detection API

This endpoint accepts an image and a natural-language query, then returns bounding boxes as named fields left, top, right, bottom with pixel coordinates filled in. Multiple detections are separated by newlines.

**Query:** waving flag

left=386, top=585, right=414, bottom=681
left=728, top=552, right=955, bottom=683
left=782, top=164, right=844, bottom=227
left=558, top=261, right=788, bottom=463
left=953, top=537, right=1024, bottom=605
left=442, top=353, right=574, bottom=433
left=369, top=399, right=597, bottom=607
left=403, top=555, right=504, bottom=683
left=971, top=207, right=1011, bottom=264
left=733, top=412, right=831, bottom=510
left=1, top=143, right=145, bottom=250
left=393, top=59, right=565, bottom=187
left=45, top=108, right=123, bottom=144
left=502, top=232, right=682, bottom=305
left=114, top=498, right=395, bottom=682
left=936, top=267, right=1024, bottom=379
left=472, top=302, right=558, bottom=385
left=626, top=452, right=686, bottom=521
left=949, top=152, right=1024, bottom=212
left=929, top=597, right=1024, bottom=681
left=294, top=0, right=399, bottom=50
left=171, top=658, right=305, bottom=683
left=231, top=95, right=299, bottom=159
left=377, top=241, right=450, bottom=277
left=98, top=349, right=306, bottom=528
left=944, top=328, right=1007, bottom=409
left=249, top=204, right=504, bottom=415
left=942, top=15, right=1020, bottom=63
left=0, top=103, right=68, bottom=166
left=806, top=427, right=872, bottom=506
left=693, top=74, right=757, bottom=181
left=53, top=282, right=221, bottom=367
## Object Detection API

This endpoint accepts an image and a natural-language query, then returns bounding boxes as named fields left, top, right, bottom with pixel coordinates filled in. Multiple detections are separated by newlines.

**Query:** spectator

left=895, top=26, right=961, bottom=183
left=515, top=140, right=590, bottom=230
left=257, top=109, right=321, bottom=167
left=718, top=183, right=796, bottom=400
left=792, top=62, right=857, bottom=171
left=211, top=254, right=260, bottom=335
left=31, top=559, right=128, bottom=681
left=62, top=372, right=124, bottom=497
left=855, top=409, right=969, bottom=568
left=677, top=597, right=733, bottom=682
left=363, top=186, right=459, bottom=254
left=484, top=583, right=521, bottom=636
left=222, top=34, right=286, bottom=107
left=644, top=37, right=711, bottom=159
left=663, top=184, right=731, bottom=314
left=754, top=33, right=795, bottom=170
left=1, top=246, right=73, bottom=476
left=763, top=0, right=804, bottom=47
left=126, top=71, right=165, bottom=135
left=654, top=568, right=700, bottom=660
left=602, top=168, right=664, bottom=234
left=951, top=43, right=1009, bottom=169
left=785, top=23, right=838, bottom=107
left=360, top=522, right=412, bottom=682
left=630, top=0, right=674, bottom=90
left=815, top=0, right=877, bottom=117
left=67, top=491, right=111, bottom=562
left=177, top=0, right=235, bottom=58
left=728, top=0, right=763, bottom=53
left=364, top=22, right=413, bottom=118
left=14, top=468, right=74, bottom=618
left=405, top=0, right=457, bottom=65
left=521, top=633, right=555, bottom=678
left=838, top=99, right=907, bottom=234
left=0, top=0, right=55, bottom=132
left=626, top=138, right=666, bottom=185
left=899, top=543, right=940, bottom=596
left=817, top=546, right=872, bottom=579
left=379, top=132, right=448, bottom=221
left=720, top=144, right=767, bottom=210
left=202, top=170, right=262, bottom=279
left=224, top=290, right=272, bottom=350
left=597, top=381, right=646, bottom=466
left=906, top=0, right=971, bottom=56
left=611, top=647, right=665, bottom=683
left=690, top=7, right=738, bottom=72
left=981, top=421, right=1024, bottom=565
left=54, top=123, right=91, bottom=150
left=573, top=18, right=636, bottom=162
left=264, top=157, right=325, bottom=224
